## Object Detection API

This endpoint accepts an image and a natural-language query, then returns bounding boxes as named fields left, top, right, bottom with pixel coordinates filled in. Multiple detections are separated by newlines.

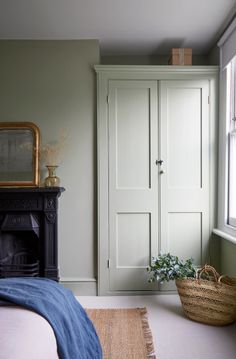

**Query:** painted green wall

left=221, top=240, right=236, bottom=276
left=101, top=54, right=209, bottom=65
left=102, top=44, right=220, bottom=66
left=0, top=39, right=234, bottom=294
left=0, top=40, right=100, bottom=294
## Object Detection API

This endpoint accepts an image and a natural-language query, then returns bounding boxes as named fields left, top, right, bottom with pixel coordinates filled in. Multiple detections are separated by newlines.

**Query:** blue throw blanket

left=0, top=277, right=102, bottom=359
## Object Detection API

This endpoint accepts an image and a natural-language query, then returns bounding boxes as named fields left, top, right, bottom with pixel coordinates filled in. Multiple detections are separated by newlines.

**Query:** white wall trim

left=217, top=17, right=236, bottom=47
left=60, top=278, right=97, bottom=296
left=60, top=277, right=97, bottom=282
left=217, top=17, right=236, bottom=68
left=213, top=228, right=236, bottom=245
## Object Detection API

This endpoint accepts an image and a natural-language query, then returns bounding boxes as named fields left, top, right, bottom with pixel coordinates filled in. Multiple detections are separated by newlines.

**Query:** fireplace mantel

left=0, top=187, right=65, bottom=281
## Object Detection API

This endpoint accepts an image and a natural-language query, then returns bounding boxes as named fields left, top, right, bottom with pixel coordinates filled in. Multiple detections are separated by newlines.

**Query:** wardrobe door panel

left=108, top=80, right=159, bottom=291
left=160, top=80, right=210, bottom=289
left=167, top=87, right=202, bottom=189
left=116, top=87, right=151, bottom=189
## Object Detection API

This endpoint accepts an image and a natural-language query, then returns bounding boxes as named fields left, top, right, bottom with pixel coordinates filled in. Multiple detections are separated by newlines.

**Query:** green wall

left=101, top=54, right=209, bottom=65
left=0, top=40, right=100, bottom=294
left=0, top=39, right=234, bottom=294
left=221, top=240, right=236, bottom=276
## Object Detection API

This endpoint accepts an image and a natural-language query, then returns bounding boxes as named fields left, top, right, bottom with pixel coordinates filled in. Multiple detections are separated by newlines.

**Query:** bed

left=0, top=305, right=59, bottom=359
left=0, top=277, right=102, bottom=359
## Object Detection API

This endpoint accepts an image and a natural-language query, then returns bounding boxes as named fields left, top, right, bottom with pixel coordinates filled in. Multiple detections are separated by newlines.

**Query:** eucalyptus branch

left=147, top=253, right=196, bottom=284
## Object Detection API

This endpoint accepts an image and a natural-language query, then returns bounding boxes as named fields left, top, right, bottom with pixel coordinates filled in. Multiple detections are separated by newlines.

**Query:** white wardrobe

left=95, top=66, right=218, bottom=295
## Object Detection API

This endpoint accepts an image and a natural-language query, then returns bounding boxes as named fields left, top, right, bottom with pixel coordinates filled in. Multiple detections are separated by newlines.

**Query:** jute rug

left=86, top=308, right=156, bottom=359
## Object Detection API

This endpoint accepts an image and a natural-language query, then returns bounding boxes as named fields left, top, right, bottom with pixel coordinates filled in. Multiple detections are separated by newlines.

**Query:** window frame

left=228, top=130, right=236, bottom=227
left=228, top=58, right=236, bottom=227
left=217, top=56, right=236, bottom=238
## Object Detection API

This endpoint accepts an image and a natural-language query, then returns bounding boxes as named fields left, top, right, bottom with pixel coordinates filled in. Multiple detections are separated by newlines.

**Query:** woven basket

left=175, top=265, right=236, bottom=326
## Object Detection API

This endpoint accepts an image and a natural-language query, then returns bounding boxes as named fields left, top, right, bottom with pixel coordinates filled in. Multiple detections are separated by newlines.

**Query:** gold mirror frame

left=0, top=122, right=40, bottom=187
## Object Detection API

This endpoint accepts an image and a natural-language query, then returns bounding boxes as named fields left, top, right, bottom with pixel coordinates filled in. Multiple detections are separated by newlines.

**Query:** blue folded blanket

left=0, top=277, right=102, bottom=359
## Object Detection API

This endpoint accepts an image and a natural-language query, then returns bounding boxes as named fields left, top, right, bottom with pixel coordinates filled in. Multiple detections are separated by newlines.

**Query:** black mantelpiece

left=0, top=187, right=64, bottom=281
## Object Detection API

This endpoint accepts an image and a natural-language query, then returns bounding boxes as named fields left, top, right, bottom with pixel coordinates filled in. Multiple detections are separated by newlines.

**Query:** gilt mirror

left=0, top=122, right=40, bottom=186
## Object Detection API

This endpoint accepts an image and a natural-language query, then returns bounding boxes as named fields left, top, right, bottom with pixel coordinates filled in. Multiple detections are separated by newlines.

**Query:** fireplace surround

left=0, top=187, right=64, bottom=281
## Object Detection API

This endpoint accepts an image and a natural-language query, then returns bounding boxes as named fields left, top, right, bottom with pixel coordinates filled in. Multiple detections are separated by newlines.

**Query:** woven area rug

left=86, top=308, right=156, bottom=359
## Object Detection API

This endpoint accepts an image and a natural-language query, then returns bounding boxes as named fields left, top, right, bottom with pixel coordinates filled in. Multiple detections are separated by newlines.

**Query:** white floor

left=78, top=295, right=236, bottom=359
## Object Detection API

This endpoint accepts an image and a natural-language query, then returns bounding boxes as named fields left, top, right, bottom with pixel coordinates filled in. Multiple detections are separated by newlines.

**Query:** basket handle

left=218, top=275, right=226, bottom=284
left=196, top=265, right=220, bottom=282
left=218, top=275, right=236, bottom=285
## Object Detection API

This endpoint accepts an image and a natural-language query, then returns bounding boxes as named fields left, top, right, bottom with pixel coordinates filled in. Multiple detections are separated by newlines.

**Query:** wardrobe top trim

left=94, top=65, right=219, bottom=75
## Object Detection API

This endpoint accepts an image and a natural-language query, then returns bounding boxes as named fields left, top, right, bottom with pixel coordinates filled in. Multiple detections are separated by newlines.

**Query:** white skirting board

left=60, top=278, right=97, bottom=296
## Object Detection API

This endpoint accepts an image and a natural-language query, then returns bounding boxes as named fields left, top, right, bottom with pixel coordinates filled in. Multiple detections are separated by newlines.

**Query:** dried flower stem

left=40, top=129, right=67, bottom=166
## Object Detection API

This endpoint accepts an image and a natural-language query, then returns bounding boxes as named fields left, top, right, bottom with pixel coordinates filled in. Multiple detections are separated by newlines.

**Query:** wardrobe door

left=108, top=80, right=159, bottom=291
left=159, top=80, right=210, bottom=289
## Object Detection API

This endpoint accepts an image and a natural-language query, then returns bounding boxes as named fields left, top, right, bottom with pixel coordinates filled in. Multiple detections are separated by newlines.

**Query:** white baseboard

left=60, top=277, right=97, bottom=296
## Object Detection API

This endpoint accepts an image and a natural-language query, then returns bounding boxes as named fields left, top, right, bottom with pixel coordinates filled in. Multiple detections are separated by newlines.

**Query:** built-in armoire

left=95, top=65, right=219, bottom=295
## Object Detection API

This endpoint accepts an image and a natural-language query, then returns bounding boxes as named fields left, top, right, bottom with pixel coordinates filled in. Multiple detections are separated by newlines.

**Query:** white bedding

left=0, top=306, right=59, bottom=359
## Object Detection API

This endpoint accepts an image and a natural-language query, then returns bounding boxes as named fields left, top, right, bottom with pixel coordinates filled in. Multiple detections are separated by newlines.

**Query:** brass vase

left=44, top=165, right=60, bottom=187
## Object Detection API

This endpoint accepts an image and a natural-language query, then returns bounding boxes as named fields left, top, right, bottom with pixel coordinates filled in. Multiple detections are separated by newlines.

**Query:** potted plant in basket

left=147, top=253, right=195, bottom=283
left=147, top=253, right=236, bottom=326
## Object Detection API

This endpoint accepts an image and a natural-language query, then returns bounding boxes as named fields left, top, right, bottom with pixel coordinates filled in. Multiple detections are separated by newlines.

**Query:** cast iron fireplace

left=0, top=187, right=64, bottom=281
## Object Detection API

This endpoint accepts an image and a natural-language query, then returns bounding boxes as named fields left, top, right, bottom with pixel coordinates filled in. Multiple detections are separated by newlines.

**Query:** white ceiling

left=0, top=0, right=235, bottom=55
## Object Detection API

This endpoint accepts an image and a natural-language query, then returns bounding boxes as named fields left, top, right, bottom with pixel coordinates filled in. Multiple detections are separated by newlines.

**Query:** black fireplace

left=0, top=187, right=64, bottom=281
